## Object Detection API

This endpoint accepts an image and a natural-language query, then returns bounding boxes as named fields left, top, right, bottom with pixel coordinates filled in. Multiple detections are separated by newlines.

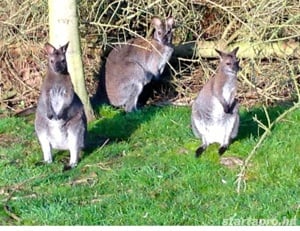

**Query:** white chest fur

left=222, top=82, right=234, bottom=103
left=48, top=119, right=68, bottom=150
left=50, top=86, right=67, bottom=115
left=222, top=74, right=236, bottom=104
left=158, top=46, right=173, bottom=74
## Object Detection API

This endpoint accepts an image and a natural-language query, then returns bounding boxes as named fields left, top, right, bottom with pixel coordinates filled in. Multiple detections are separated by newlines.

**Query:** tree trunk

left=174, top=40, right=300, bottom=59
left=48, top=0, right=94, bottom=121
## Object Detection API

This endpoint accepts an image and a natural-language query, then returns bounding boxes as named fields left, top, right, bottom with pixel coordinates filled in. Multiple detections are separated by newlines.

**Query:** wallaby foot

left=195, top=145, right=206, bottom=158
left=125, top=105, right=137, bottom=113
left=63, top=159, right=78, bottom=171
left=34, top=161, right=46, bottom=167
left=63, top=164, right=73, bottom=172
left=218, top=145, right=228, bottom=155
left=124, top=97, right=138, bottom=112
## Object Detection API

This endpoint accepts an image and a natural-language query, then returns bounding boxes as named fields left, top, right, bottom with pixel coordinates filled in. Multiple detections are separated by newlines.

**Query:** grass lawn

left=0, top=104, right=299, bottom=225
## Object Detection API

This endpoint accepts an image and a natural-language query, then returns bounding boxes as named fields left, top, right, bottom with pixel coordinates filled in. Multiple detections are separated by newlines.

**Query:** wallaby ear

left=45, top=42, right=56, bottom=55
left=151, top=17, right=162, bottom=29
left=215, top=49, right=224, bottom=59
left=60, top=42, right=69, bottom=54
left=231, top=47, right=239, bottom=56
left=166, top=16, right=175, bottom=28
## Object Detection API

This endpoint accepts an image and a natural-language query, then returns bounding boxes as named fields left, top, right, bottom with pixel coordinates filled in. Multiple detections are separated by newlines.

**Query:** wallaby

left=191, top=47, right=240, bottom=157
left=105, top=16, right=175, bottom=112
left=35, top=42, right=87, bottom=169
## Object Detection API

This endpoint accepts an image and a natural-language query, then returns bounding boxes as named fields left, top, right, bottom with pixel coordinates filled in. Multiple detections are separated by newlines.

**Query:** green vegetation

left=1, top=0, right=299, bottom=226
left=0, top=104, right=299, bottom=225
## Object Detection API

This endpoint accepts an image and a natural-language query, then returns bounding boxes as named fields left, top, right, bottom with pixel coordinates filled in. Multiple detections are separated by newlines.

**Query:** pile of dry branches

left=1, top=0, right=299, bottom=114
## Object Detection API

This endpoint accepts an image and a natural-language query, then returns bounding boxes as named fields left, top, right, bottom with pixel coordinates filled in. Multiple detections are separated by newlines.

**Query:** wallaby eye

left=60, top=58, right=66, bottom=64
left=226, top=62, right=231, bottom=65
left=157, top=31, right=162, bottom=36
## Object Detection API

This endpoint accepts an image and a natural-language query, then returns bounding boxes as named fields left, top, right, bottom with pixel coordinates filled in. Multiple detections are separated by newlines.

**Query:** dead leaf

left=220, top=156, right=244, bottom=169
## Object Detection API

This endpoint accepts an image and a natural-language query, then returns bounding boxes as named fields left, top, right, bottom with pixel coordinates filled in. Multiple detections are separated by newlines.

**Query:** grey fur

left=105, top=16, right=175, bottom=112
left=191, top=47, right=240, bottom=157
left=35, top=42, right=87, bottom=169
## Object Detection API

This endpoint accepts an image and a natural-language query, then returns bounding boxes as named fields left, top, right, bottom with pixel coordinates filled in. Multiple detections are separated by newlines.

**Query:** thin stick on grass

left=3, top=174, right=46, bottom=222
left=236, top=42, right=300, bottom=193
left=4, top=204, right=21, bottom=223
left=236, top=102, right=300, bottom=193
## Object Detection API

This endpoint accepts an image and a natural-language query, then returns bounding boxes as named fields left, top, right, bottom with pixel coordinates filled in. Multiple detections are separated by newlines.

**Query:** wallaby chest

left=47, top=119, right=68, bottom=149
left=50, top=87, right=68, bottom=115
left=221, top=77, right=236, bottom=104
left=45, top=74, right=73, bottom=115
left=157, top=45, right=173, bottom=74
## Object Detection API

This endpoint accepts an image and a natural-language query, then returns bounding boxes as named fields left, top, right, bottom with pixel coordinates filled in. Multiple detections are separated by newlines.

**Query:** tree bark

left=174, top=40, right=300, bottom=59
left=48, top=0, right=94, bottom=121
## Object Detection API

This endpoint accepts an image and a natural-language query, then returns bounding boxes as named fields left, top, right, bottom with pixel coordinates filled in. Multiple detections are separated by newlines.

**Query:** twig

left=4, top=58, right=36, bottom=92
left=98, top=138, right=110, bottom=151
left=203, top=0, right=255, bottom=35
left=3, top=204, right=21, bottom=223
left=2, top=174, right=46, bottom=223
left=235, top=102, right=300, bottom=193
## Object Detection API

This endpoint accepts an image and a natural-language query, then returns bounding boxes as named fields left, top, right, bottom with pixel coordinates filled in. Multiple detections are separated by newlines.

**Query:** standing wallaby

left=35, top=42, right=87, bottom=169
left=105, top=16, right=175, bottom=112
left=191, top=47, right=240, bottom=157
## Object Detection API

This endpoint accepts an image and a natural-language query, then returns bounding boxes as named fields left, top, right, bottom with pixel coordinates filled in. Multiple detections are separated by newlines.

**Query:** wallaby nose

left=54, top=62, right=65, bottom=73
left=235, top=61, right=241, bottom=72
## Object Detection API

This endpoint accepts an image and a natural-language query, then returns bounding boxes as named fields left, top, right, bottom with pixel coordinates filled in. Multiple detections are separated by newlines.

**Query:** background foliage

left=0, top=0, right=299, bottom=225
left=0, top=0, right=299, bottom=115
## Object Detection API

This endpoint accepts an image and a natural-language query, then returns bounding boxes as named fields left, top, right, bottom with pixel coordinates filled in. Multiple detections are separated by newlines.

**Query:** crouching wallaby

left=191, top=47, right=240, bottom=157
left=105, top=16, right=175, bottom=112
left=35, top=42, right=87, bottom=170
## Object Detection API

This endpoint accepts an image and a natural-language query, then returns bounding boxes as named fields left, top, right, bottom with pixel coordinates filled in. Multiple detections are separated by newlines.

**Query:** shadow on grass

left=83, top=105, right=162, bottom=158
left=237, top=103, right=292, bottom=140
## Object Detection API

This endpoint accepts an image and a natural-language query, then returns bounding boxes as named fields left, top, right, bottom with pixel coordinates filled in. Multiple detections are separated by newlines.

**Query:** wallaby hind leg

left=63, top=149, right=79, bottom=171
left=219, top=131, right=230, bottom=155
left=219, top=114, right=239, bottom=155
left=218, top=145, right=228, bottom=155
left=195, top=144, right=207, bottom=158
left=124, top=83, right=143, bottom=112
left=67, top=132, right=81, bottom=169
left=68, top=148, right=79, bottom=169
left=37, top=132, right=53, bottom=163
left=230, top=115, right=239, bottom=139
left=195, top=136, right=208, bottom=157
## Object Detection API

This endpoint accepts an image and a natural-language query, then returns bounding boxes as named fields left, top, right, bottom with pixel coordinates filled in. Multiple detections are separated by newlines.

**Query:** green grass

left=0, top=104, right=299, bottom=225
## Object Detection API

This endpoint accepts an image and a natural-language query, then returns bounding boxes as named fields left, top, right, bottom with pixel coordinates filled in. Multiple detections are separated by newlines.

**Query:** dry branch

left=174, top=40, right=300, bottom=59
left=1, top=0, right=300, bottom=112
left=235, top=102, right=300, bottom=193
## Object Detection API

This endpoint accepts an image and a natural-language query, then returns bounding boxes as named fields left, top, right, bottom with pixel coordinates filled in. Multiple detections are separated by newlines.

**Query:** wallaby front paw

left=56, top=111, right=65, bottom=120
left=47, top=111, right=60, bottom=120
left=223, top=105, right=231, bottom=114
left=47, top=112, right=54, bottom=119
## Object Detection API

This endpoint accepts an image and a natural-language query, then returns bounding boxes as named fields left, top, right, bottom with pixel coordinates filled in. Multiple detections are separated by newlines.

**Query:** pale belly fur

left=48, top=119, right=69, bottom=150
left=194, top=97, right=236, bottom=145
